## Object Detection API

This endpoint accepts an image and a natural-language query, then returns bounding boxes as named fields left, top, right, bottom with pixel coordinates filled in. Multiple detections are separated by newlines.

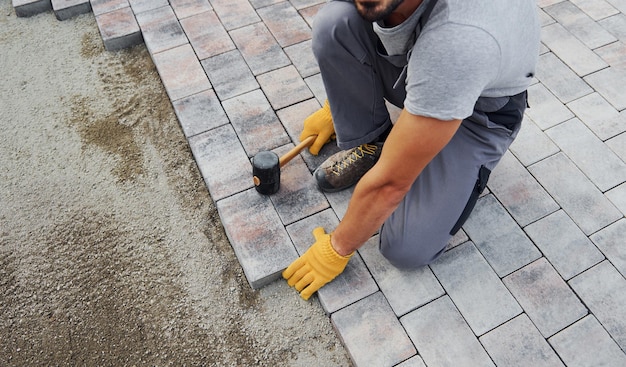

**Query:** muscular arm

left=331, top=109, right=462, bottom=256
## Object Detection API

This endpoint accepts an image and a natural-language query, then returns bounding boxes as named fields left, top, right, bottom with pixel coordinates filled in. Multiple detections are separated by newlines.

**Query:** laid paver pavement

left=14, top=0, right=626, bottom=365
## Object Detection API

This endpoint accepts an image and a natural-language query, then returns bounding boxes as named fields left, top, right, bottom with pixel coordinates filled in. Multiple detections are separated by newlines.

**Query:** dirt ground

left=0, top=2, right=350, bottom=365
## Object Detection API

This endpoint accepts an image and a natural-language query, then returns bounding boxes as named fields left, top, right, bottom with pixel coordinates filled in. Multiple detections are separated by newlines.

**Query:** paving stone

left=401, top=295, right=494, bottom=367
left=180, top=10, right=235, bottom=60
left=607, top=0, right=626, bottom=13
left=584, top=66, right=626, bottom=110
left=547, top=118, right=626, bottom=191
left=90, top=0, right=128, bottom=16
left=550, top=315, right=626, bottom=367
left=503, top=258, right=588, bottom=337
left=286, top=211, right=378, bottom=314
left=595, top=39, right=626, bottom=67
left=488, top=151, right=559, bottom=227
left=210, top=0, right=260, bottom=30
left=525, top=83, right=575, bottom=130
left=221, top=89, right=291, bottom=157
left=569, top=261, right=626, bottom=351
left=95, top=6, right=143, bottom=52
left=541, top=23, right=609, bottom=76
left=395, top=355, right=426, bottom=367
left=461, top=195, right=541, bottom=277
left=430, top=242, right=522, bottom=336
left=480, top=314, right=565, bottom=367
left=606, top=183, right=626, bottom=215
left=52, top=0, right=91, bottom=21
left=127, top=0, right=167, bottom=14
left=257, top=65, right=314, bottom=110
left=151, top=43, right=211, bottom=102
left=536, top=52, right=594, bottom=103
left=13, top=0, right=51, bottom=17
left=249, top=0, right=282, bottom=9
left=290, top=0, right=325, bottom=10
left=171, top=89, right=229, bottom=138
left=537, top=0, right=564, bottom=8
left=304, top=73, right=328, bottom=105
left=229, top=22, right=291, bottom=76
left=299, top=2, right=324, bottom=28
left=187, top=124, right=252, bottom=201
left=566, top=92, right=626, bottom=140
left=446, top=228, right=469, bottom=249
left=524, top=210, right=605, bottom=280
left=570, top=0, right=621, bottom=20
left=284, top=39, right=320, bottom=78
left=201, top=50, right=259, bottom=101
left=528, top=152, right=622, bottom=235
left=509, top=116, right=560, bottom=166
left=135, top=6, right=188, bottom=55
left=590, top=219, right=626, bottom=277
left=537, top=7, right=556, bottom=27
left=169, top=0, right=212, bottom=20
left=332, top=292, right=416, bottom=367
left=257, top=2, right=311, bottom=47
left=324, top=186, right=355, bottom=220
left=269, top=143, right=329, bottom=225
left=358, top=236, right=444, bottom=317
left=600, top=12, right=626, bottom=41
left=217, top=188, right=298, bottom=289
left=545, top=2, right=617, bottom=49
left=607, top=131, right=626, bottom=161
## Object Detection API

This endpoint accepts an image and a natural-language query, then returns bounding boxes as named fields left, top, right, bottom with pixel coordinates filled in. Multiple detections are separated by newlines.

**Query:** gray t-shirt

left=374, top=0, right=540, bottom=121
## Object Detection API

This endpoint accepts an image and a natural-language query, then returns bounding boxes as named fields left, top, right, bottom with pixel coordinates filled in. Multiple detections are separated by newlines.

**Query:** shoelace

left=330, top=144, right=379, bottom=175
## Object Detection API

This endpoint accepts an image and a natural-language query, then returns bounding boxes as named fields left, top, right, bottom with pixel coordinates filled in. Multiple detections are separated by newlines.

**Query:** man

left=283, top=0, right=540, bottom=300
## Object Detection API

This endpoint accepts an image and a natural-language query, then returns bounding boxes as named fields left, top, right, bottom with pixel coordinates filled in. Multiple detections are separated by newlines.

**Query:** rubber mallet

left=252, top=135, right=317, bottom=195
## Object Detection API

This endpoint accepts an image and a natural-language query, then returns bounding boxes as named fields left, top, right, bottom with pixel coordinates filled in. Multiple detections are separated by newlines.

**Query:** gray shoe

left=314, top=143, right=383, bottom=192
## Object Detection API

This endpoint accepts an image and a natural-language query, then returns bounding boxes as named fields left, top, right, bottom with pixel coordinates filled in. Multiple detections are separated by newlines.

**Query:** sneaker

left=314, top=142, right=383, bottom=192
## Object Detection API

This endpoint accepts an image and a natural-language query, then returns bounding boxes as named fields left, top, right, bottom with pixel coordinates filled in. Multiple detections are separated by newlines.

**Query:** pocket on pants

left=449, top=165, right=491, bottom=235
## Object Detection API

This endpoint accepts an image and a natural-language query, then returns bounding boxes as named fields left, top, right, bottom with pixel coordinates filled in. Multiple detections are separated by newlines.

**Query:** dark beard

left=355, top=0, right=405, bottom=22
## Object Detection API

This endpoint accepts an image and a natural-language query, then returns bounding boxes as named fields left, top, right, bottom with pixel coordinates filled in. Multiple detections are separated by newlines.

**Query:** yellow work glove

left=300, top=99, right=335, bottom=156
left=283, top=227, right=353, bottom=300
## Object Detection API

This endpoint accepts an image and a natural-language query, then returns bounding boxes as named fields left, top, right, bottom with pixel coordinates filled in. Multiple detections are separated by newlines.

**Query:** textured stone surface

left=52, top=0, right=91, bottom=20
left=95, top=6, right=142, bottom=51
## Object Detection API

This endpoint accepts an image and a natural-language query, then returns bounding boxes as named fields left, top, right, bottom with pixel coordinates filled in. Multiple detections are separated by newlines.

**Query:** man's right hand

left=300, top=100, right=335, bottom=155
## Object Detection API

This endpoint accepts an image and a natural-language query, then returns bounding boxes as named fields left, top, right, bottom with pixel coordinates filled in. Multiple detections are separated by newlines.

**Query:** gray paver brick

left=90, top=0, right=128, bottom=16
left=286, top=211, right=378, bottom=314
left=480, top=314, right=565, bottom=367
left=590, top=219, right=626, bottom=277
left=324, top=186, right=354, bottom=220
left=600, top=12, right=626, bottom=40
left=461, top=195, right=541, bottom=277
left=570, top=0, right=621, bottom=20
left=332, top=292, right=416, bottom=367
left=299, top=2, right=323, bottom=28
left=430, top=242, right=522, bottom=336
left=171, top=89, right=229, bottom=138
left=94, top=6, right=142, bottom=52
left=528, top=152, right=622, bottom=235
left=210, top=0, right=260, bottom=30
left=546, top=118, right=626, bottom=192
left=536, top=52, right=594, bottom=103
left=607, top=0, right=626, bottom=14
left=201, top=50, right=259, bottom=101
left=541, top=23, right=608, bottom=76
left=595, top=39, right=626, bottom=68
left=180, top=10, right=235, bottom=61
left=545, top=1, right=617, bottom=49
left=257, top=1, right=311, bottom=47
left=135, top=5, right=187, bottom=55
left=290, top=0, right=325, bottom=10
left=606, top=183, right=626, bottom=215
left=566, top=92, right=626, bottom=140
left=221, top=89, right=290, bottom=157
left=169, top=0, right=212, bottom=20
left=257, top=65, right=314, bottom=110
left=525, top=83, right=575, bottom=130
left=358, top=237, right=445, bottom=317
left=151, top=43, right=211, bottom=101
left=524, top=210, right=605, bottom=280
left=13, top=0, right=52, bottom=17
left=584, top=65, right=626, bottom=110
left=401, top=295, right=494, bottom=367
left=503, top=258, right=587, bottom=337
left=395, top=356, right=426, bottom=367
left=229, top=22, right=291, bottom=76
left=52, top=0, right=91, bottom=21
left=217, top=188, right=298, bottom=289
left=187, top=124, right=252, bottom=201
left=488, top=151, right=559, bottom=227
left=549, top=315, right=626, bottom=367
left=607, top=130, right=626, bottom=161
left=127, top=0, right=167, bottom=14
left=509, top=116, right=560, bottom=166
left=284, top=39, right=320, bottom=78
left=569, top=261, right=626, bottom=351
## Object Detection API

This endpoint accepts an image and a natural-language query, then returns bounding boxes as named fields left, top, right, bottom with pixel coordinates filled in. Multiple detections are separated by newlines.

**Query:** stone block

left=13, top=0, right=51, bottom=17
left=180, top=10, right=234, bottom=60
left=566, top=92, right=626, bottom=141
left=401, top=296, right=494, bottom=367
left=52, top=0, right=91, bottom=20
left=304, top=73, right=328, bottom=106
left=171, top=89, right=229, bottom=138
left=128, top=0, right=167, bottom=14
left=509, top=116, right=560, bottom=166
left=607, top=130, right=626, bottom=161
left=210, top=0, right=260, bottom=30
left=332, top=292, right=417, bottom=367
left=257, top=1, right=312, bottom=47
left=169, top=0, right=212, bottom=20
left=536, top=52, right=594, bottom=103
left=151, top=43, right=211, bottom=101
left=430, top=242, right=522, bottom=336
left=95, top=6, right=143, bottom=52
left=545, top=1, right=617, bottom=48
left=90, top=0, right=128, bottom=16
left=217, top=188, right=299, bottom=289
left=584, top=66, right=626, bottom=110
left=606, top=183, right=626, bottom=216
left=590, top=219, right=626, bottom=277
left=541, top=23, right=608, bottom=76
left=569, top=0, right=620, bottom=20
left=257, top=65, right=314, bottom=110
left=229, top=22, right=291, bottom=76
left=524, top=210, right=605, bottom=280
left=135, top=5, right=187, bottom=55
left=284, top=39, right=320, bottom=78
left=201, top=50, right=259, bottom=101
left=599, top=13, right=626, bottom=41
left=524, top=83, right=574, bottom=130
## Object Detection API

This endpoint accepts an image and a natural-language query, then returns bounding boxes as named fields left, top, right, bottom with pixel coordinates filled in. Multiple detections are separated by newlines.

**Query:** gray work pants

left=313, top=1, right=525, bottom=268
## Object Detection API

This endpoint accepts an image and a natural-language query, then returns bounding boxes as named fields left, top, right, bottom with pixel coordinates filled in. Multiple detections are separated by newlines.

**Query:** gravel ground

left=0, top=2, right=351, bottom=365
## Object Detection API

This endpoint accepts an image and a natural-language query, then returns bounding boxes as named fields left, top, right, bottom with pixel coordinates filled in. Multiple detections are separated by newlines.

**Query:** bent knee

left=379, top=234, right=448, bottom=269
left=312, top=1, right=367, bottom=57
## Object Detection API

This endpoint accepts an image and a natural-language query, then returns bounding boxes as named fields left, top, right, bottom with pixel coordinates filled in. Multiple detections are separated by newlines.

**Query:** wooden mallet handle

left=279, top=135, right=317, bottom=167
